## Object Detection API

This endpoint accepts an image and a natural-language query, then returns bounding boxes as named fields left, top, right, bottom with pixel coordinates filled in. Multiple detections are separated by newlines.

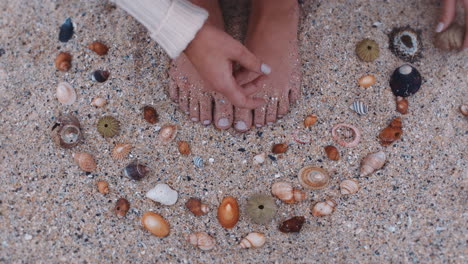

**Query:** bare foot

left=168, top=0, right=234, bottom=129
left=234, top=0, right=301, bottom=131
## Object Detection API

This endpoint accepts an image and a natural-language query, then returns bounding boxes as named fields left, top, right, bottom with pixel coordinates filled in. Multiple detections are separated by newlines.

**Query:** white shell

left=91, top=97, right=107, bottom=107
left=56, top=82, right=76, bottom=105
left=193, top=156, right=203, bottom=168
left=340, top=179, right=360, bottom=195
left=253, top=153, right=266, bottom=165
left=312, top=199, right=337, bottom=217
left=350, top=101, right=368, bottom=115
left=360, top=151, right=386, bottom=177
left=146, top=184, right=178, bottom=205
left=240, top=232, right=266, bottom=249
left=187, top=232, right=216, bottom=251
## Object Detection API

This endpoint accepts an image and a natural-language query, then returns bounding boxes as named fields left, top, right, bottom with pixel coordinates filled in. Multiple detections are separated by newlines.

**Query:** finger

left=242, top=75, right=268, bottom=96
left=229, top=43, right=271, bottom=75
left=235, top=68, right=260, bottom=86
left=228, top=91, right=265, bottom=109
left=436, top=0, right=456, bottom=32
left=178, top=83, right=190, bottom=114
left=168, top=79, right=178, bottom=102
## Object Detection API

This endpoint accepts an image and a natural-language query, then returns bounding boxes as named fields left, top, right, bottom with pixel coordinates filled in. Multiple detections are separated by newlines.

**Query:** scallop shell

left=56, top=82, right=76, bottom=105
left=350, top=101, right=368, bottom=115
left=193, top=156, right=203, bottom=168
left=111, top=143, right=132, bottom=160
left=240, top=232, right=266, bottom=249
left=91, top=97, right=107, bottom=107
left=312, top=199, right=337, bottom=217
left=186, top=232, right=216, bottom=251
left=51, top=114, right=82, bottom=149
left=158, top=124, right=177, bottom=143
left=340, top=179, right=360, bottom=195
left=297, top=166, right=330, bottom=190
left=358, top=74, right=376, bottom=88
left=73, top=152, right=97, bottom=172
left=360, top=151, right=386, bottom=177
left=146, top=184, right=178, bottom=206
left=58, top=18, right=74, bottom=42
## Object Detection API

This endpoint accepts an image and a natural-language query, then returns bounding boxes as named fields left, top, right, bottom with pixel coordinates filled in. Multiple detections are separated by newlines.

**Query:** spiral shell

left=158, top=124, right=177, bottom=143
left=396, top=96, right=408, bottom=114
left=193, top=156, right=203, bottom=168
left=379, top=117, right=403, bottom=146
left=55, top=52, right=72, bottom=72
left=298, top=166, right=330, bottom=190
left=240, top=232, right=266, bottom=249
left=358, top=74, right=376, bottom=88
left=271, top=182, right=306, bottom=203
left=360, top=151, right=386, bottom=177
left=56, top=82, right=76, bottom=105
left=434, top=23, right=464, bottom=51
left=324, top=145, right=340, bottom=161
left=185, top=198, right=209, bottom=216
left=340, top=179, right=360, bottom=195
left=186, top=232, right=216, bottom=251
left=304, top=114, right=318, bottom=127
left=73, top=152, right=97, bottom=172
left=312, top=199, right=337, bottom=217
left=91, top=97, right=107, bottom=107
left=51, top=114, right=82, bottom=149
left=111, top=143, right=132, bottom=160
left=350, top=101, right=368, bottom=115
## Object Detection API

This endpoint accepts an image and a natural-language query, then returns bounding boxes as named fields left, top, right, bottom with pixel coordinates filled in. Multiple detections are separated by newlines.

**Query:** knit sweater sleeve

left=111, top=0, right=208, bottom=58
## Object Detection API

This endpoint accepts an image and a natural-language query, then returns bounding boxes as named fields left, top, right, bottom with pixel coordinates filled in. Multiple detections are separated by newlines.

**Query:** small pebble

left=24, top=234, right=32, bottom=241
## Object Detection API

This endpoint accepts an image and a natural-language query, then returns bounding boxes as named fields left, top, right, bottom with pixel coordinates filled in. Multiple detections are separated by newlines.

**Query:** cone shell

left=111, top=143, right=132, bottom=160
left=240, top=232, right=266, bottom=249
left=158, top=124, right=177, bottom=143
left=360, top=151, right=386, bottom=177
left=73, top=152, right=96, bottom=172
left=55, top=52, right=72, bottom=72
left=358, top=74, right=376, bottom=88
left=187, top=232, right=215, bottom=251
left=185, top=198, right=209, bottom=216
left=91, top=97, right=107, bottom=107
left=298, top=166, right=330, bottom=189
left=350, top=101, right=368, bottom=115
left=51, top=114, right=82, bottom=149
left=434, top=23, right=464, bottom=50
left=56, top=82, right=76, bottom=105
left=271, top=182, right=306, bottom=203
left=141, top=212, right=170, bottom=237
left=217, top=196, right=239, bottom=228
left=88, top=41, right=109, bottom=55
left=340, top=179, right=360, bottom=195
left=312, top=199, right=337, bottom=217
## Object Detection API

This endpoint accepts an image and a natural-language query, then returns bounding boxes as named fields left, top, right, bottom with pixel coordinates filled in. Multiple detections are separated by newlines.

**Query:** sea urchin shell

left=389, top=26, right=422, bottom=62
left=97, top=116, right=120, bottom=138
left=245, top=194, right=277, bottom=224
left=355, top=39, right=380, bottom=62
left=390, top=64, right=422, bottom=97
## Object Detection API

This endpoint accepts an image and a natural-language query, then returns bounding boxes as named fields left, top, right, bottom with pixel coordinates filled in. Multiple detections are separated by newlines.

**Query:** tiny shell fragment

left=396, top=96, right=409, bottom=114
left=272, top=143, right=288, bottom=154
left=91, top=97, right=107, bottom=107
left=279, top=216, right=305, bottom=233
left=97, top=180, right=109, bottom=194
left=253, top=153, right=266, bottom=165
left=358, top=74, right=376, bottom=88
left=304, top=114, right=318, bottom=127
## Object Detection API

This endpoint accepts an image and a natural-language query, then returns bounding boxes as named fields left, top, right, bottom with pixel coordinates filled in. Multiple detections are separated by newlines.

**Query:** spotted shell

left=112, top=143, right=132, bottom=160
left=297, top=166, right=330, bottom=190
left=73, top=152, right=97, bottom=172
left=340, top=179, right=360, bottom=195
left=193, top=156, right=203, bottom=168
left=158, top=124, right=177, bottom=144
left=350, top=101, right=368, bottom=115
left=56, top=82, right=76, bottom=105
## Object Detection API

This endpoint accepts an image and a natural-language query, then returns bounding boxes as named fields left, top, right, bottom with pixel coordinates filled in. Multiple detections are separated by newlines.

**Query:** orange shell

left=142, top=212, right=170, bottom=237
left=158, top=124, right=177, bottom=144
left=112, top=143, right=132, bottom=160
left=55, top=52, right=72, bottom=72
left=304, top=114, right=318, bottom=127
left=88, top=41, right=109, bottom=55
left=73, top=152, right=96, bottom=172
left=358, top=74, right=376, bottom=88
left=217, top=196, right=239, bottom=228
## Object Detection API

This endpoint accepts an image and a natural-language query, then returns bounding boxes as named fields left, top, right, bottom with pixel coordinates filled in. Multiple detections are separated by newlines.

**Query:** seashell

left=460, top=104, right=468, bottom=116
left=331, top=123, right=361, bottom=148
left=298, top=166, right=330, bottom=190
left=396, top=96, right=409, bottom=114
left=292, top=130, right=312, bottom=144
left=186, top=232, right=216, bottom=251
left=390, top=64, right=422, bottom=97
left=56, top=82, right=76, bottom=105
left=58, top=18, right=74, bottom=42
left=193, top=156, right=203, bottom=168
left=240, top=232, right=266, bottom=249
left=355, top=39, right=380, bottom=62
left=185, top=198, right=209, bottom=216
left=360, top=151, right=386, bottom=177
left=358, top=74, right=376, bottom=88
left=324, top=145, right=340, bottom=161
left=389, top=26, right=422, bottom=62
left=312, top=199, right=337, bottom=217
left=340, top=179, right=360, bottom=195
left=158, top=124, right=177, bottom=143
left=379, top=117, right=403, bottom=146
left=112, top=143, right=132, bottom=160
left=272, top=143, right=288, bottom=154
left=91, top=97, right=107, bottom=108
left=97, top=116, right=120, bottom=138
left=253, top=153, right=266, bottom=165
left=350, top=101, right=368, bottom=115
left=114, top=198, right=130, bottom=217
left=271, top=182, right=306, bottom=204
left=304, top=114, right=318, bottom=127
left=73, top=152, right=97, bottom=172
left=51, top=114, right=83, bottom=149
left=141, top=211, right=170, bottom=237
left=434, top=23, right=464, bottom=51
left=177, top=141, right=190, bottom=155
left=279, top=216, right=305, bottom=233
left=87, top=41, right=109, bottom=55
left=146, top=184, right=178, bottom=206
left=143, top=106, right=159, bottom=124
left=124, top=160, right=149, bottom=181
left=55, top=52, right=72, bottom=72
left=217, top=196, right=239, bottom=229
left=92, top=70, right=110, bottom=83
left=96, top=180, right=109, bottom=194
left=245, top=194, right=277, bottom=224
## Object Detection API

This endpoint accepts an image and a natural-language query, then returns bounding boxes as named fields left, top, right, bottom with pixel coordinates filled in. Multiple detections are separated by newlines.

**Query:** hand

left=184, top=23, right=271, bottom=109
left=436, top=0, right=468, bottom=49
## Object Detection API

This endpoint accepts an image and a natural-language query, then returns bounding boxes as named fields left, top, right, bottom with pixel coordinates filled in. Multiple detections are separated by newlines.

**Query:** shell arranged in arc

left=360, top=151, right=386, bottom=177
left=245, top=194, right=277, bottom=224
left=158, top=124, right=177, bottom=144
left=124, top=160, right=149, bottom=181
left=73, top=152, right=97, bottom=172
left=350, top=101, right=368, bottom=115
left=111, top=143, right=132, bottom=160
left=389, top=26, right=422, bottom=62
left=193, top=156, right=203, bottom=168
left=186, top=232, right=216, bottom=251
left=58, top=18, right=74, bottom=42
left=355, top=39, right=380, bottom=62
left=240, top=232, right=266, bottom=249
left=56, top=82, right=76, bottom=105
left=390, top=64, right=422, bottom=97
left=97, top=116, right=120, bottom=138
left=297, top=166, right=330, bottom=190
left=51, top=114, right=82, bottom=149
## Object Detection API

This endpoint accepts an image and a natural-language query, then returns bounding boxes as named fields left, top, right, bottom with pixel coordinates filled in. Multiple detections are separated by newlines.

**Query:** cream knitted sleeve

left=111, top=0, right=208, bottom=58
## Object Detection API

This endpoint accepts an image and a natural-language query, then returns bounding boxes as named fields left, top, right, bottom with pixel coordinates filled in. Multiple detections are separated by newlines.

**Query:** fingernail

left=217, top=118, right=229, bottom=127
left=202, top=120, right=211, bottom=125
left=235, top=121, right=247, bottom=131
left=261, top=63, right=271, bottom=75
left=191, top=117, right=198, bottom=122
left=435, top=22, right=444, bottom=33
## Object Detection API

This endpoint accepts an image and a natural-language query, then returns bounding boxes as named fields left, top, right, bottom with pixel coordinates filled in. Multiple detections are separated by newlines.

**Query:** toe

left=213, top=94, right=233, bottom=130
left=289, top=85, right=300, bottom=105
left=199, top=92, right=213, bottom=126
left=189, top=93, right=199, bottom=122
left=168, top=79, right=178, bottom=102
left=253, top=104, right=266, bottom=128
left=178, top=84, right=190, bottom=114
left=234, top=107, right=253, bottom=132
left=265, top=97, right=278, bottom=125
left=277, top=94, right=290, bottom=118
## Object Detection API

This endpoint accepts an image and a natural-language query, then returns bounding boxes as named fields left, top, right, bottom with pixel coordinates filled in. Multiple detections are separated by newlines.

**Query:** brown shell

left=158, top=124, right=177, bottom=144
left=55, top=52, right=72, bottom=72
left=88, top=41, right=109, bottom=55
left=217, top=196, right=239, bottom=229
left=279, top=216, right=305, bottom=233
left=379, top=117, right=403, bottom=146
left=141, top=212, right=170, bottom=237
left=114, top=198, right=130, bottom=217
left=73, top=152, right=97, bottom=172
left=460, top=105, right=468, bottom=116
left=51, top=114, right=83, bottom=149
left=112, top=143, right=132, bottom=160
left=298, top=166, right=330, bottom=189
left=272, top=143, right=288, bottom=154
left=434, top=23, right=464, bottom=50
left=324, top=145, right=340, bottom=161
left=143, top=106, right=158, bottom=124
left=396, top=97, right=409, bottom=114
left=96, top=180, right=109, bottom=194
left=178, top=141, right=190, bottom=155
left=304, top=114, right=318, bottom=127
left=185, top=198, right=209, bottom=216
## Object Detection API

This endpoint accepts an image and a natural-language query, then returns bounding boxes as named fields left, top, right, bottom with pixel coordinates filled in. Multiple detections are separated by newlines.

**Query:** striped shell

left=112, top=143, right=132, bottom=160
left=298, top=166, right=330, bottom=190
left=193, top=156, right=203, bottom=168
left=350, top=101, right=368, bottom=115
left=56, top=82, right=76, bottom=105
left=340, top=179, right=360, bottom=195
left=73, top=152, right=97, bottom=172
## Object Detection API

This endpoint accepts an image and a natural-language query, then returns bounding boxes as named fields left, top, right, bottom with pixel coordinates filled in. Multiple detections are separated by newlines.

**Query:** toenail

left=235, top=121, right=247, bottom=131
left=256, top=124, right=263, bottom=128
left=191, top=117, right=198, bottom=122
left=202, top=120, right=211, bottom=125
left=267, top=122, right=273, bottom=125
left=217, top=118, right=229, bottom=127
left=261, top=63, right=272, bottom=75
